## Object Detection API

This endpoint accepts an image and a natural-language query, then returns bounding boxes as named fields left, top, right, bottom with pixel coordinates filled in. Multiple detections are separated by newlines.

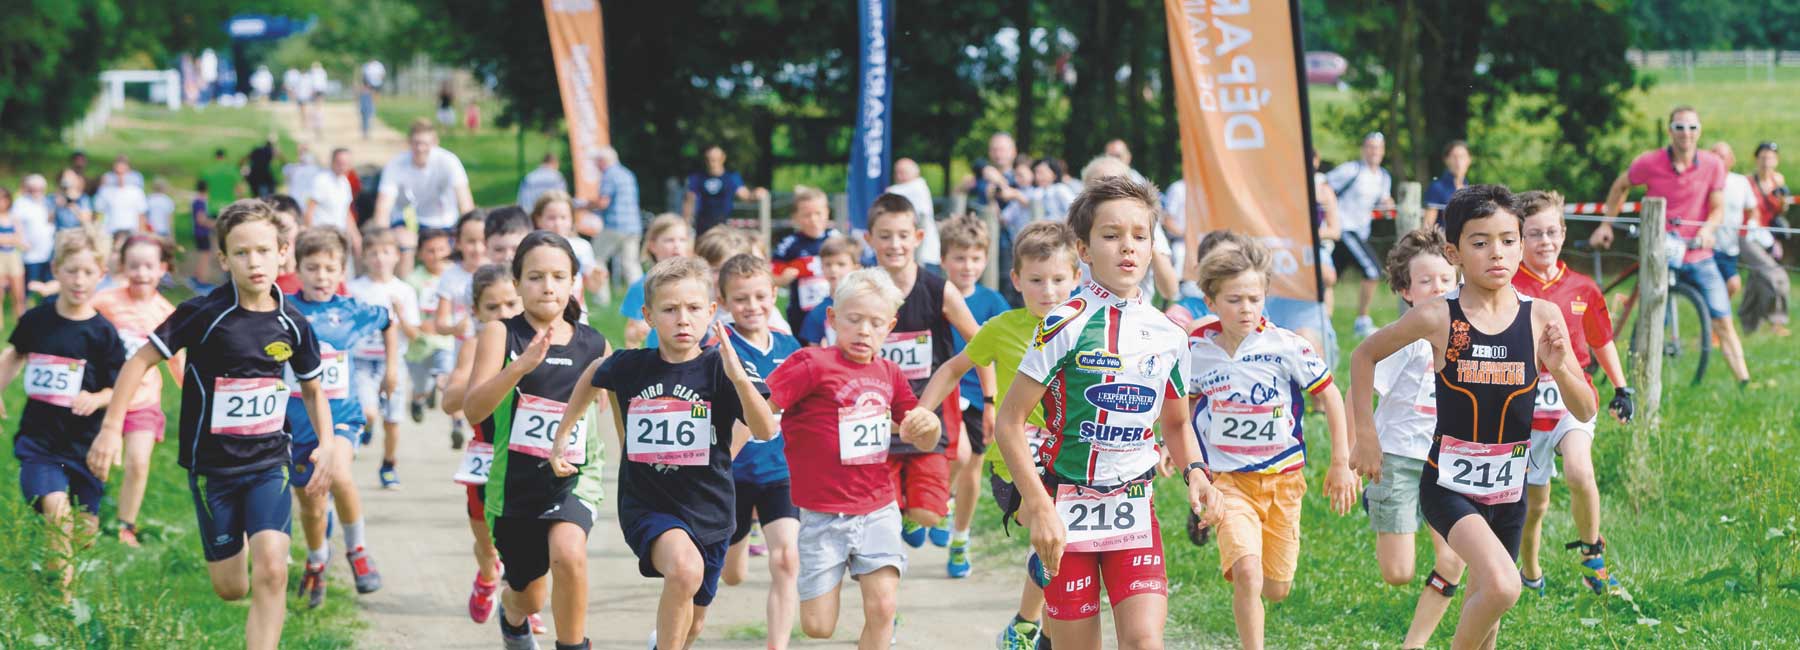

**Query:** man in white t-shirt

left=1711, top=142, right=1757, bottom=298
left=885, top=158, right=940, bottom=270
left=307, top=148, right=362, bottom=251
left=283, top=145, right=321, bottom=209
left=1323, top=132, right=1395, bottom=337
left=373, top=120, right=474, bottom=237
left=95, top=158, right=148, bottom=235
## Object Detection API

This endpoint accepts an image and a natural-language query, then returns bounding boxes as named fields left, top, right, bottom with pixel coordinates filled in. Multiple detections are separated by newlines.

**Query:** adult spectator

left=885, top=157, right=941, bottom=272
left=1422, top=139, right=1472, bottom=228
left=437, top=80, right=456, bottom=127
left=1032, top=158, right=1076, bottom=222
left=517, top=152, right=569, bottom=210
left=95, top=157, right=149, bottom=235
left=1742, top=141, right=1791, bottom=337
left=147, top=179, right=175, bottom=238
left=1103, top=138, right=1150, bottom=184
left=67, top=152, right=91, bottom=192
left=592, top=146, right=642, bottom=293
left=362, top=59, right=387, bottom=90
left=98, top=154, right=144, bottom=189
left=243, top=138, right=280, bottom=197
left=1590, top=106, right=1750, bottom=384
left=373, top=119, right=475, bottom=237
left=283, top=144, right=321, bottom=209
left=200, top=148, right=241, bottom=214
left=13, top=175, right=55, bottom=292
left=357, top=80, right=377, bottom=140
left=1712, top=142, right=1754, bottom=298
left=52, top=170, right=91, bottom=231
left=250, top=65, right=274, bottom=101
left=682, top=144, right=767, bottom=236
left=1324, top=131, right=1395, bottom=337
left=307, top=148, right=361, bottom=252
left=958, top=132, right=1019, bottom=209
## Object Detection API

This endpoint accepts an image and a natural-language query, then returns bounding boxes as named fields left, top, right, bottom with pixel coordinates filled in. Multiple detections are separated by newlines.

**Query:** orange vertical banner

left=542, top=0, right=611, bottom=203
left=1165, top=0, right=1318, bottom=302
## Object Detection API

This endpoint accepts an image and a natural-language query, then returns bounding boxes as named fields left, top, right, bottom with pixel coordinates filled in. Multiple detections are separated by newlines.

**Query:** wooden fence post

left=982, top=202, right=1001, bottom=290
left=1394, top=182, right=1423, bottom=314
left=1626, top=197, right=1667, bottom=502
left=758, top=192, right=772, bottom=245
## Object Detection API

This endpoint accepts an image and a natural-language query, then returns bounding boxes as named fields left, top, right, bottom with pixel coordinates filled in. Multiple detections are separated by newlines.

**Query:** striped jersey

left=1187, top=317, right=1332, bottom=474
left=1018, top=281, right=1186, bottom=485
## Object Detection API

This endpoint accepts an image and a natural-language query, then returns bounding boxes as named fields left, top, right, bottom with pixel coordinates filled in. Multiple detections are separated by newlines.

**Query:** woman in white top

left=307, top=148, right=363, bottom=254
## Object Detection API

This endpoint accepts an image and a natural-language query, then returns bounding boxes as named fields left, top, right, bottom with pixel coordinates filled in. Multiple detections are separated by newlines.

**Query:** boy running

left=349, top=224, right=422, bottom=488
left=936, top=215, right=1011, bottom=570
left=797, top=235, right=860, bottom=347
left=772, top=185, right=839, bottom=333
left=406, top=226, right=459, bottom=441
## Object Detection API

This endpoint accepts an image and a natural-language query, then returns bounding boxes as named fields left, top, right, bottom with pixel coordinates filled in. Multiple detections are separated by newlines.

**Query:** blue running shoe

left=996, top=616, right=1041, bottom=650
left=929, top=522, right=951, bottom=547
left=1521, top=571, right=1546, bottom=596
left=379, top=463, right=400, bottom=489
left=900, top=520, right=927, bottom=548
left=1580, top=555, right=1621, bottom=595
left=947, top=539, right=971, bottom=578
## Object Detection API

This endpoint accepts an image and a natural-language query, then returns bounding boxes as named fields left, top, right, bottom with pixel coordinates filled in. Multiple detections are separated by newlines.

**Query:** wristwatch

left=1182, top=461, right=1213, bottom=485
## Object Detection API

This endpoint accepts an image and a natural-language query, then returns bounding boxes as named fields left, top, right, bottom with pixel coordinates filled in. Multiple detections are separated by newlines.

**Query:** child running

left=530, top=190, right=604, bottom=308
left=406, top=226, right=459, bottom=442
left=771, top=185, right=839, bottom=334
left=862, top=193, right=986, bottom=551
left=996, top=177, right=1219, bottom=650
left=765, top=268, right=941, bottom=650
left=918, top=220, right=1082, bottom=649
left=1188, top=239, right=1360, bottom=650
left=1350, top=185, right=1597, bottom=650
left=484, top=206, right=533, bottom=270
left=463, top=232, right=610, bottom=650
left=796, top=235, right=860, bottom=347
left=90, top=235, right=183, bottom=548
left=434, top=210, right=488, bottom=449
left=1, top=228, right=127, bottom=594
left=1510, top=190, right=1635, bottom=596
left=1364, top=228, right=1465, bottom=649
left=285, top=226, right=394, bottom=606
left=622, top=214, right=694, bottom=349
left=558, top=257, right=774, bottom=649
left=935, top=214, right=1010, bottom=573
left=90, top=199, right=337, bottom=650
left=714, top=253, right=804, bottom=650
left=349, top=224, right=422, bottom=488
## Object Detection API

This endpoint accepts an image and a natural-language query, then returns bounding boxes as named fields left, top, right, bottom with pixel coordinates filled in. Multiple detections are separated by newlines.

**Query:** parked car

left=1305, top=51, right=1348, bottom=85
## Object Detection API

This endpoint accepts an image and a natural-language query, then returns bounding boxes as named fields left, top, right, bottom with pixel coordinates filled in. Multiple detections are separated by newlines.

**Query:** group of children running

left=2, top=172, right=1636, bottom=650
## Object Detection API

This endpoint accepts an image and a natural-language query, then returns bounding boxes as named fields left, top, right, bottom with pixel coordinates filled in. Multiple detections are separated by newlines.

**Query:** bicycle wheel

left=1632, top=281, right=1713, bottom=385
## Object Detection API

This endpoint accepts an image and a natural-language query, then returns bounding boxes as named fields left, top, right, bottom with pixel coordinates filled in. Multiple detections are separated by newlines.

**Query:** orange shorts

left=1213, top=470, right=1307, bottom=583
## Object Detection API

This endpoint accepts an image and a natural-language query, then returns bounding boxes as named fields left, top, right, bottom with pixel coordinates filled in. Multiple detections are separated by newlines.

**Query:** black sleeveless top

left=483, top=315, right=610, bottom=518
left=887, top=269, right=954, bottom=454
left=1431, top=291, right=1538, bottom=461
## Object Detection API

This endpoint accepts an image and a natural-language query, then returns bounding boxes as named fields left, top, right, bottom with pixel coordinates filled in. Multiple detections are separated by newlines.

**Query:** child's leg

left=296, top=488, right=330, bottom=557
left=117, top=432, right=157, bottom=528
left=467, top=515, right=500, bottom=581
left=1017, top=578, right=1046, bottom=623
left=855, top=566, right=900, bottom=650
left=547, top=521, right=590, bottom=646
left=1445, top=516, right=1522, bottom=650
left=500, top=577, right=550, bottom=624
left=38, top=492, right=76, bottom=589
left=762, top=517, right=800, bottom=650
left=949, top=433, right=980, bottom=536
left=1229, top=555, right=1267, bottom=650
left=328, top=441, right=368, bottom=551
left=1376, top=532, right=1418, bottom=585
left=1518, top=485, right=1551, bottom=580
left=798, top=583, right=843, bottom=639
left=382, top=415, right=402, bottom=466
left=1559, top=430, right=1602, bottom=548
left=722, top=538, right=751, bottom=586
left=1112, top=592, right=1169, bottom=650
left=1403, top=528, right=1466, bottom=649
left=651, top=529, right=706, bottom=649
left=243, top=530, right=292, bottom=650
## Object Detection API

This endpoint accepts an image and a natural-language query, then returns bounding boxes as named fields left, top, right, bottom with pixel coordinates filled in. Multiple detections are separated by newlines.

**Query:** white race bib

left=508, top=394, right=587, bottom=464
left=1206, top=400, right=1292, bottom=456
left=797, top=276, right=831, bottom=311
left=286, top=350, right=351, bottom=400
left=879, top=330, right=932, bottom=380
left=626, top=399, right=711, bottom=466
left=1413, top=376, right=1438, bottom=416
left=453, top=441, right=494, bottom=485
left=837, top=403, right=890, bottom=465
left=1532, top=380, right=1566, bottom=422
left=24, top=353, right=85, bottom=407
left=1435, top=436, right=1529, bottom=505
left=1056, top=479, right=1154, bottom=552
left=211, top=377, right=289, bottom=436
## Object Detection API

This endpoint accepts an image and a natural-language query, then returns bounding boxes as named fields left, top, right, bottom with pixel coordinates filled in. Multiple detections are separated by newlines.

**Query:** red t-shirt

left=768, top=346, right=919, bottom=515
left=276, top=273, right=349, bottom=297
left=1513, top=260, right=1613, bottom=370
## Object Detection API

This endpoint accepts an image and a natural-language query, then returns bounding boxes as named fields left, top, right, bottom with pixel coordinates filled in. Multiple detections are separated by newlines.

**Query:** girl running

left=463, top=232, right=611, bottom=650
left=90, top=234, right=183, bottom=548
left=1350, top=185, right=1596, bottom=650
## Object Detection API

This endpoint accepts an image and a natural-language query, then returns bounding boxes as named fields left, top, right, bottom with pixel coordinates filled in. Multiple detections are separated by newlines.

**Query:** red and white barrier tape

left=1367, top=195, right=1796, bottom=219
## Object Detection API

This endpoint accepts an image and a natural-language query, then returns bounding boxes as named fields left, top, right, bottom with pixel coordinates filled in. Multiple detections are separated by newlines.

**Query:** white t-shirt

left=378, top=148, right=471, bottom=229
left=12, top=199, right=54, bottom=264
left=436, top=263, right=476, bottom=338
left=95, top=184, right=148, bottom=235
left=147, top=193, right=175, bottom=237
left=309, top=172, right=354, bottom=230
left=885, top=177, right=940, bottom=266
left=1717, top=172, right=1756, bottom=256
left=1372, top=339, right=1437, bottom=461
left=362, top=60, right=386, bottom=89
left=1324, top=160, right=1391, bottom=237
left=348, top=276, right=422, bottom=359
left=284, top=161, right=320, bottom=207
left=309, top=66, right=328, bottom=95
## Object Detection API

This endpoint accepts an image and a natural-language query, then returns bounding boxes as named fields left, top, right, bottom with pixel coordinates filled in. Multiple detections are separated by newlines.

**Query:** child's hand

left=1540, top=319, right=1574, bottom=374
left=1021, top=499, right=1067, bottom=577
left=382, top=369, right=398, bottom=396
left=548, top=451, right=578, bottom=478
left=779, top=267, right=800, bottom=282
left=515, top=326, right=552, bottom=374
left=1324, top=463, right=1360, bottom=516
left=70, top=391, right=107, bottom=417
left=1186, top=474, right=1225, bottom=527
left=898, top=407, right=939, bottom=449
left=981, top=404, right=996, bottom=446
left=87, top=428, right=122, bottom=481
left=304, top=444, right=333, bottom=499
left=1350, top=435, right=1384, bottom=484
left=714, top=323, right=751, bottom=384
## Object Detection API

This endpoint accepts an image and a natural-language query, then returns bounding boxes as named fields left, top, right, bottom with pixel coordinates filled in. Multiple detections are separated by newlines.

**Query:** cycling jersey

left=1512, top=260, right=1612, bottom=369
left=1187, top=318, right=1332, bottom=474
left=283, top=293, right=390, bottom=444
left=1018, top=281, right=1186, bottom=486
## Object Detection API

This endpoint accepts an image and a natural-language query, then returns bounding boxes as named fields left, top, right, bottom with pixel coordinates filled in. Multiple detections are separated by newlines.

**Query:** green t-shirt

left=966, top=308, right=1047, bottom=481
left=406, top=267, right=456, bottom=358
left=200, top=161, right=240, bottom=210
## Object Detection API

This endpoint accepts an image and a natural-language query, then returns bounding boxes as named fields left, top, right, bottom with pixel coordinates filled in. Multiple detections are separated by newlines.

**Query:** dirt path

left=267, top=99, right=408, bottom=169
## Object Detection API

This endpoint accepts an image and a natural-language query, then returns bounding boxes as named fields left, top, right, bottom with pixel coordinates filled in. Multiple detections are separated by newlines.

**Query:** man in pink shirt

left=1590, top=105, right=1749, bottom=384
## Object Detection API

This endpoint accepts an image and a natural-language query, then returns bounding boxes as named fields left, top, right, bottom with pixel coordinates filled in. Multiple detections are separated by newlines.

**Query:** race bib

left=286, top=350, right=351, bottom=400
left=352, top=333, right=386, bottom=360
left=453, top=442, right=494, bottom=485
left=797, top=277, right=831, bottom=311
left=1056, top=479, right=1154, bottom=553
left=508, top=394, right=587, bottom=464
left=626, top=399, right=711, bottom=466
left=1435, top=436, right=1529, bottom=505
left=880, top=330, right=932, bottom=380
left=1206, top=400, right=1292, bottom=456
left=1533, top=380, right=1566, bottom=421
left=120, top=332, right=149, bottom=359
left=837, top=403, right=890, bottom=465
left=24, top=353, right=85, bottom=407
left=1413, top=376, right=1438, bottom=416
left=211, top=377, right=289, bottom=436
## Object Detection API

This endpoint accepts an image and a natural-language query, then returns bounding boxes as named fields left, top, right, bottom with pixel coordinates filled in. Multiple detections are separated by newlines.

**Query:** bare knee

left=1263, top=580, right=1292, bottom=603
left=549, top=539, right=586, bottom=574
left=800, top=606, right=837, bottom=639
left=1230, top=557, right=1263, bottom=592
left=769, top=544, right=798, bottom=580
left=664, top=548, right=705, bottom=593
left=1526, top=486, right=1551, bottom=512
left=213, top=580, right=249, bottom=601
left=906, top=509, right=942, bottom=528
left=1381, top=566, right=1414, bottom=587
left=1471, top=561, right=1522, bottom=606
left=862, top=589, right=897, bottom=625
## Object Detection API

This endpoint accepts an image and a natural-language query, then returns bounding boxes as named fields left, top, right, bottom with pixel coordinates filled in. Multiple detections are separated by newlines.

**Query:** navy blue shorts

left=24, top=262, right=53, bottom=286
left=621, top=511, right=728, bottom=607
left=19, top=455, right=104, bottom=515
left=289, top=424, right=363, bottom=488
left=1420, top=463, right=1524, bottom=560
left=189, top=466, right=293, bottom=562
left=731, top=480, right=797, bottom=544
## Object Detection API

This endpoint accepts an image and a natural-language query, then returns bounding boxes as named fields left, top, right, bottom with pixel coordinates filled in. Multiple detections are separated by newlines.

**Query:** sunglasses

left=1758, top=141, right=1779, bottom=153
left=1670, top=123, right=1701, bottom=132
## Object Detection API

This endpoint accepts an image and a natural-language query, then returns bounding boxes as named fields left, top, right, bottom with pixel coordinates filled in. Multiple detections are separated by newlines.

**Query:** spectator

left=592, top=146, right=642, bottom=297
left=1712, top=142, right=1754, bottom=298
left=1591, top=105, right=1750, bottom=384
left=0, top=188, right=22, bottom=315
left=307, top=148, right=361, bottom=252
left=1324, top=131, right=1395, bottom=337
left=250, top=65, right=274, bottom=101
left=1103, top=138, right=1150, bottom=184
left=517, top=152, right=569, bottom=210
left=1743, top=141, right=1791, bottom=337
left=199, top=148, right=241, bottom=212
left=146, top=178, right=175, bottom=238
left=362, top=59, right=387, bottom=90
left=374, top=119, right=475, bottom=239
left=885, top=157, right=941, bottom=273
left=95, top=157, right=149, bottom=235
left=67, top=151, right=91, bottom=191
left=437, top=79, right=456, bottom=127
left=999, top=156, right=1037, bottom=234
left=682, top=144, right=767, bottom=237
left=14, top=175, right=55, bottom=293
left=243, top=138, right=280, bottom=198
left=1033, top=158, right=1076, bottom=222
left=1422, top=139, right=1472, bottom=228
left=53, top=170, right=91, bottom=231
left=190, top=179, right=216, bottom=288
left=1160, top=176, right=1186, bottom=273
left=283, top=144, right=321, bottom=209
left=958, top=132, right=1019, bottom=210
left=98, top=154, right=145, bottom=189
left=357, top=80, right=377, bottom=140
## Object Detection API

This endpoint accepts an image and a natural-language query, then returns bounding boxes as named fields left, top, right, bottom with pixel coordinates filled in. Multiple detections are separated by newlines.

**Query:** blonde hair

left=643, top=256, right=715, bottom=308
left=529, top=189, right=574, bottom=226
left=939, top=214, right=990, bottom=257
left=53, top=228, right=107, bottom=269
left=792, top=185, right=827, bottom=208
left=641, top=213, right=691, bottom=263
left=832, top=268, right=905, bottom=314
left=1512, top=189, right=1564, bottom=222
left=717, top=253, right=773, bottom=297
left=695, top=227, right=761, bottom=268
left=1011, top=221, right=1079, bottom=272
left=1197, top=237, right=1271, bottom=299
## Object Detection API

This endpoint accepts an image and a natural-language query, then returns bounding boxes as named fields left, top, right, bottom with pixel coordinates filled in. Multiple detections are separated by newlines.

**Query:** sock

left=344, top=519, right=367, bottom=551
left=308, top=545, right=330, bottom=565
left=500, top=611, right=530, bottom=636
left=951, top=528, right=971, bottom=544
left=119, top=520, right=136, bottom=533
left=553, top=640, right=590, bottom=650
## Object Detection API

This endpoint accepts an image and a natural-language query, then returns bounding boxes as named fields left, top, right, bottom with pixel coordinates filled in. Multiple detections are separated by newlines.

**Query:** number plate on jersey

left=211, top=377, right=289, bottom=436
left=837, top=403, right=890, bottom=465
left=453, top=442, right=494, bottom=485
left=1056, top=480, right=1154, bottom=553
left=285, top=350, right=351, bottom=400
left=1435, top=436, right=1528, bottom=505
left=1206, top=400, right=1291, bottom=456
left=797, top=276, right=831, bottom=311
left=1532, top=381, right=1566, bottom=423
left=508, top=394, right=587, bottom=464
left=626, top=399, right=711, bottom=466
left=24, top=353, right=85, bottom=407
left=1413, top=377, right=1438, bottom=416
left=880, top=330, right=932, bottom=380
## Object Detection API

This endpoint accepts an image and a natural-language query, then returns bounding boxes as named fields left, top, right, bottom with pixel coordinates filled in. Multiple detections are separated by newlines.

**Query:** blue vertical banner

left=847, top=0, right=893, bottom=233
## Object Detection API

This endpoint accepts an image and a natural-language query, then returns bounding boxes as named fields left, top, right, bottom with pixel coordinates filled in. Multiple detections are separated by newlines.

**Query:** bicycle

left=1573, top=238, right=1712, bottom=386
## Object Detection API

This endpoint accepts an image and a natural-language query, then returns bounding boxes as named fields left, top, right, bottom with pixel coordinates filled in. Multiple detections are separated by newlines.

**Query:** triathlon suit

left=882, top=269, right=959, bottom=457
left=1420, top=289, right=1538, bottom=559
left=1018, top=280, right=1187, bottom=619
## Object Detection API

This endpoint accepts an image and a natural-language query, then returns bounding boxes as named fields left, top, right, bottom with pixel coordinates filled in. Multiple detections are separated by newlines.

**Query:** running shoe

left=947, top=539, right=972, bottom=578
left=530, top=613, right=546, bottom=635
left=929, top=522, right=951, bottom=548
left=359, top=428, right=372, bottom=446
left=469, top=573, right=499, bottom=623
left=118, top=524, right=141, bottom=549
left=410, top=398, right=426, bottom=424
left=1521, top=571, right=1546, bottom=596
left=996, top=617, right=1041, bottom=650
left=347, top=546, right=383, bottom=594
left=646, top=629, right=656, bottom=650
left=1354, top=315, right=1377, bottom=338
left=748, top=523, right=766, bottom=557
left=498, top=605, right=540, bottom=650
left=1580, top=555, right=1621, bottom=595
left=379, top=463, right=400, bottom=489
left=450, top=427, right=465, bottom=450
left=299, top=561, right=327, bottom=609
left=900, top=520, right=927, bottom=548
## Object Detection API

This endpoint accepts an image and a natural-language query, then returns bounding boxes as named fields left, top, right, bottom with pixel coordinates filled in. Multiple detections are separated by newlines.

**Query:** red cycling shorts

left=1043, top=511, right=1168, bottom=620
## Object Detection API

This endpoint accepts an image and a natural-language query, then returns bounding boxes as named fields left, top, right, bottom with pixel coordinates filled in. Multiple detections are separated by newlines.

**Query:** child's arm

left=1535, top=301, right=1597, bottom=423
left=464, top=321, right=546, bottom=423
left=0, top=348, right=24, bottom=420
left=1348, top=299, right=1447, bottom=484
left=391, top=296, right=423, bottom=341
left=442, top=339, right=477, bottom=415
left=434, top=295, right=462, bottom=339
left=714, top=323, right=777, bottom=442
left=548, top=357, right=603, bottom=477
left=166, top=351, right=187, bottom=389
left=997, top=376, right=1067, bottom=573
left=916, top=351, right=976, bottom=413
left=298, top=379, right=336, bottom=498
left=381, top=321, right=401, bottom=395
left=88, top=345, right=164, bottom=480
left=940, top=281, right=982, bottom=341
left=1593, top=341, right=1634, bottom=422
left=1313, top=384, right=1358, bottom=515
left=625, top=319, right=650, bottom=349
